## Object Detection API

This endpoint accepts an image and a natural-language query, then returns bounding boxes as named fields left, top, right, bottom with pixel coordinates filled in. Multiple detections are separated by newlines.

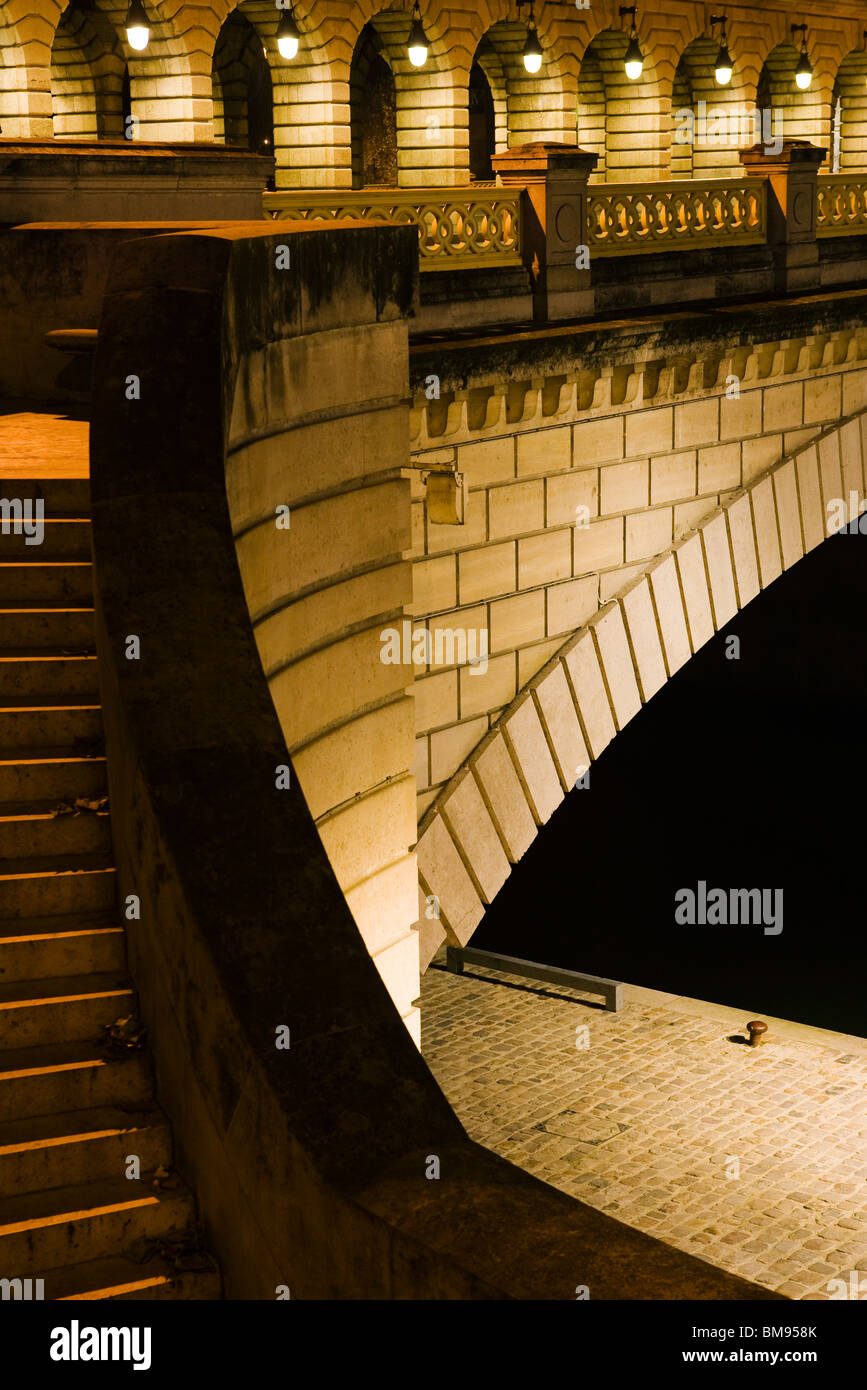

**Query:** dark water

left=474, top=519, right=867, bottom=1038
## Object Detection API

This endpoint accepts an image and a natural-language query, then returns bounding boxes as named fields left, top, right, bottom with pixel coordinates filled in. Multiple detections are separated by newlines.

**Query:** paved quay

left=420, top=958, right=867, bottom=1299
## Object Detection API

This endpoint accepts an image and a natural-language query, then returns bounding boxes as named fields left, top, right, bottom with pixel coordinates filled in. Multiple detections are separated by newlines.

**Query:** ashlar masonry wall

left=408, top=325, right=867, bottom=835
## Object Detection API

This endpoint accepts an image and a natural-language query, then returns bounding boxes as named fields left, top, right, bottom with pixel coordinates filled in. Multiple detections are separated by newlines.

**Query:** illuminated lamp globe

left=407, top=14, right=428, bottom=67
left=522, top=28, right=543, bottom=75
left=624, top=33, right=643, bottom=80
left=125, top=0, right=149, bottom=51
left=795, top=50, right=812, bottom=90
left=276, top=12, right=300, bottom=60
left=714, top=43, right=733, bottom=86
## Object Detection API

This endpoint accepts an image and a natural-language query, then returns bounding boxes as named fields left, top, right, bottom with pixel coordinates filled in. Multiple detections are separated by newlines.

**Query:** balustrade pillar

left=491, top=142, right=598, bottom=323
left=739, top=139, right=825, bottom=294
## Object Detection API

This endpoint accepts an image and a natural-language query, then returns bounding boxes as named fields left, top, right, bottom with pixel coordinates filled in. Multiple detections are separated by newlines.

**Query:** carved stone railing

left=263, top=186, right=522, bottom=269
left=587, top=178, right=767, bottom=256
left=816, top=174, right=867, bottom=237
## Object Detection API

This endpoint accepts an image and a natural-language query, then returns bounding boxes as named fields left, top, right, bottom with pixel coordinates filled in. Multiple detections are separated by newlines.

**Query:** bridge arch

left=415, top=411, right=867, bottom=967
left=50, top=2, right=127, bottom=139
left=211, top=6, right=273, bottom=154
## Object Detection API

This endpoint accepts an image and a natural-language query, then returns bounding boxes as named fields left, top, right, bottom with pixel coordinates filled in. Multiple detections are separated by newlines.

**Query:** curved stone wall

left=89, top=218, right=779, bottom=1299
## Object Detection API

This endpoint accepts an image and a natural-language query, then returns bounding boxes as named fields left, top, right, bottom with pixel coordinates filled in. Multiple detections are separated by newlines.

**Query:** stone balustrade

left=817, top=174, right=867, bottom=236
left=263, top=186, right=523, bottom=269
left=586, top=177, right=767, bottom=255
left=262, top=144, right=867, bottom=327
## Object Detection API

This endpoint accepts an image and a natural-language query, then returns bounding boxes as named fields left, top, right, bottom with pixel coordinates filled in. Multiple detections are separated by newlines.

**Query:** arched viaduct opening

left=472, top=513, right=867, bottom=1035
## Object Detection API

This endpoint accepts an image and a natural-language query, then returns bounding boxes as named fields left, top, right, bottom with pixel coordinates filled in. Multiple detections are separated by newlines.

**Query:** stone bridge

left=251, top=287, right=867, bottom=1040
left=4, top=0, right=867, bottom=1305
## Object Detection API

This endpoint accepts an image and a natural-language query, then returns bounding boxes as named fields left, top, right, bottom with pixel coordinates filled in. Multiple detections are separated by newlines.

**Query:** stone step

left=0, top=651, right=99, bottom=699
left=0, top=911, right=124, bottom=984
left=0, top=799, right=111, bottom=859
left=0, top=606, right=95, bottom=649
left=0, top=748, right=107, bottom=802
left=0, top=1176, right=195, bottom=1275
left=0, top=480, right=91, bottom=518
left=0, top=972, right=133, bottom=1049
left=0, top=698, right=102, bottom=751
left=0, top=1104, right=171, bottom=1197
left=0, top=562, right=93, bottom=605
left=0, top=519, right=91, bottom=561
left=0, top=855, right=116, bottom=919
left=49, top=1252, right=221, bottom=1300
left=0, top=1041, right=152, bottom=1123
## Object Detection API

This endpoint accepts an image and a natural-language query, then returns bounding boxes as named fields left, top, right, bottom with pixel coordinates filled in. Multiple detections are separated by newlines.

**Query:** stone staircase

left=0, top=475, right=220, bottom=1300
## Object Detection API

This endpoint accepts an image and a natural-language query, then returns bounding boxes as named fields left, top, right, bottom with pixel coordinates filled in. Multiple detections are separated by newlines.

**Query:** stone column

left=739, top=139, right=826, bottom=294
left=491, top=141, right=598, bottom=322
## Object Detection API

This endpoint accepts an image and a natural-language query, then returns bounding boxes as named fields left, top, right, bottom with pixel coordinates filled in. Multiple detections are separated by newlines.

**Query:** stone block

left=742, top=433, right=783, bottom=484
left=532, top=662, right=590, bottom=789
left=489, top=478, right=544, bottom=540
left=803, top=373, right=841, bottom=425
left=674, top=532, right=714, bottom=652
left=818, top=432, right=844, bottom=516
left=773, top=459, right=804, bottom=570
left=699, top=510, right=737, bottom=629
left=763, top=381, right=803, bottom=432
left=517, top=426, right=571, bottom=476
left=698, top=442, right=741, bottom=494
left=440, top=768, right=510, bottom=904
left=573, top=517, right=623, bottom=574
left=720, top=390, right=762, bottom=441
left=414, top=668, right=458, bottom=731
left=600, top=459, right=648, bottom=514
left=472, top=732, right=536, bottom=862
left=517, top=639, right=562, bottom=686
left=456, top=436, right=515, bottom=486
left=674, top=397, right=719, bottom=449
left=625, top=506, right=672, bottom=562
left=573, top=414, right=624, bottom=466
left=562, top=629, right=616, bottom=759
left=647, top=553, right=691, bottom=676
left=547, top=575, right=599, bottom=636
left=625, top=405, right=673, bottom=456
left=490, top=590, right=546, bottom=653
left=318, top=775, right=416, bottom=893
left=673, top=498, right=713, bottom=539
left=459, top=652, right=516, bottom=720
left=840, top=418, right=865, bottom=509
left=292, top=697, right=415, bottom=822
left=458, top=541, right=516, bottom=604
left=429, top=715, right=488, bottom=786
left=503, top=693, right=564, bottom=825
left=651, top=450, right=697, bottom=505
left=546, top=469, right=598, bottom=527
left=345, top=854, right=420, bottom=957
left=412, top=555, right=456, bottom=614
left=372, top=931, right=420, bottom=1019
left=621, top=578, right=667, bottom=702
left=795, top=445, right=824, bottom=551
left=726, top=493, right=760, bottom=606
left=517, top=529, right=572, bottom=587
left=590, top=603, right=641, bottom=730
left=750, top=476, right=782, bottom=588
left=415, top=815, right=483, bottom=946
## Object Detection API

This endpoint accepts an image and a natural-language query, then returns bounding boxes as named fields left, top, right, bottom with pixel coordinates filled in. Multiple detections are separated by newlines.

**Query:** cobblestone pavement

left=420, top=963, right=867, bottom=1299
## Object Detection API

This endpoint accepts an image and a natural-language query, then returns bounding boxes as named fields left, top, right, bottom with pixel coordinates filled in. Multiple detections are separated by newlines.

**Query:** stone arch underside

left=50, top=1, right=127, bottom=139
left=414, top=409, right=867, bottom=968
left=211, top=6, right=273, bottom=151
